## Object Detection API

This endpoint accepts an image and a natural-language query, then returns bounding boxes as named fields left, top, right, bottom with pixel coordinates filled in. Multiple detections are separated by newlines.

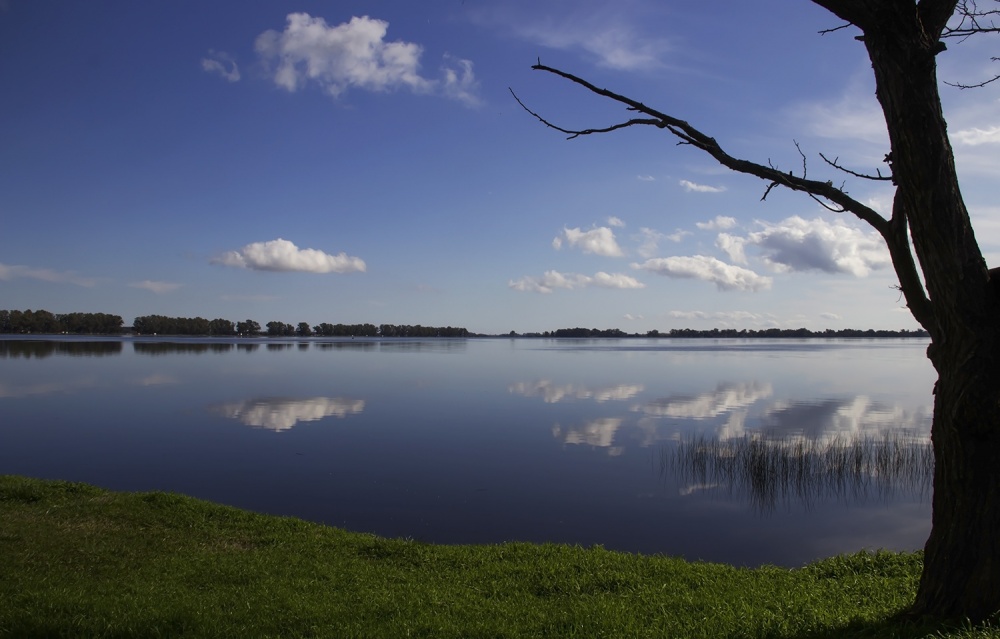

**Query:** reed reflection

left=213, top=397, right=365, bottom=432
left=661, top=431, right=933, bottom=513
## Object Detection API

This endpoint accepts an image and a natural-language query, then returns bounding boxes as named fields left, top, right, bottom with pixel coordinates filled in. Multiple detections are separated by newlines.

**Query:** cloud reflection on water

left=634, top=381, right=773, bottom=419
left=213, top=397, right=365, bottom=432
left=509, top=380, right=644, bottom=403
left=553, top=418, right=625, bottom=455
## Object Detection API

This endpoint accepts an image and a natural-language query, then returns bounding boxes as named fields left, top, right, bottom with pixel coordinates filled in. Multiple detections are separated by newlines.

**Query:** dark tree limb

left=523, top=63, right=891, bottom=237
left=819, top=152, right=896, bottom=182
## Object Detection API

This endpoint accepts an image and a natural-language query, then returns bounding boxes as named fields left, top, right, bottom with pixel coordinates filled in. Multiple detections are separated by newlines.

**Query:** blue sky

left=2, top=1, right=999, bottom=334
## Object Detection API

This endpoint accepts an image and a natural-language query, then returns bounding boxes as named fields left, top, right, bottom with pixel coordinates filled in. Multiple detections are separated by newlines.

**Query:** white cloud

left=509, top=270, right=644, bottom=293
left=201, top=49, right=240, bottom=82
left=680, top=179, right=726, bottom=193
left=667, top=310, right=777, bottom=325
left=130, top=280, right=181, bottom=294
left=696, top=215, right=737, bottom=230
left=553, top=226, right=624, bottom=257
left=633, top=256, right=772, bottom=292
left=607, top=216, right=625, bottom=227
left=820, top=312, right=842, bottom=320
left=502, top=16, right=668, bottom=71
left=635, top=227, right=669, bottom=258
left=787, top=77, right=889, bottom=146
left=637, top=174, right=656, bottom=182
left=953, top=125, right=1000, bottom=146
left=746, top=216, right=890, bottom=276
left=623, top=313, right=644, bottom=321
left=255, top=13, right=478, bottom=105
left=716, top=233, right=747, bottom=264
left=0, top=263, right=96, bottom=287
left=212, top=238, right=366, bottom=274
left=440, top=54, right=481, bottom=107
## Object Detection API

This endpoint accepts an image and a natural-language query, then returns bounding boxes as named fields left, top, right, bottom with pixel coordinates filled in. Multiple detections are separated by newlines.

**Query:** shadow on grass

left=748, top=611, right=999, bottom=639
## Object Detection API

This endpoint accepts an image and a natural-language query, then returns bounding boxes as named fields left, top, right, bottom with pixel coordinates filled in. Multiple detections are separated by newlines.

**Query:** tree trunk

left=860, top=9, right=1000, bottom=622
left=914, top=351, right=1000, bottom=620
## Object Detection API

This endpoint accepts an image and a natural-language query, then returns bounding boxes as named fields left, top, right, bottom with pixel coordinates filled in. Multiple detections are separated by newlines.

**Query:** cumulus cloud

left=680, top=179, right=726, bottom=193
left=696, top=215, right=737, bottom=231
left=716, top=233, right=747, bottom=264
left=953, top=125, right=1000, bottom=146
left=255, top=13, right=478, bottom=105
left=212, top=238, right=366, bottom=274
left=607, top=216, right=625, bottom=227
left=637, top=174, right=656, bottom=182
left=509, top=270, right=644, bottom=293
left=130, top=280, right=181, bottom=294
left=746, top=216, right=890, bottom=276
left=633, top=256, right=772, bottom=292
left=0, top=263, right=96, bottom=287
left=552, top=226, right=624, bottom=257
left=201, top=49, right=240, bottom=82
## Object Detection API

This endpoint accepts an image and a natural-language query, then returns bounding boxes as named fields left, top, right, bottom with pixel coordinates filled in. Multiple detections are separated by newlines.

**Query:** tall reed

left=661, top=430, right=933, bottom=513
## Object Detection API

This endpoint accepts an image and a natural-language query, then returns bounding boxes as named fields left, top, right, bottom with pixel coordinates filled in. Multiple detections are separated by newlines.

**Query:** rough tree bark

left=519, top=0, right=1000, bottom=622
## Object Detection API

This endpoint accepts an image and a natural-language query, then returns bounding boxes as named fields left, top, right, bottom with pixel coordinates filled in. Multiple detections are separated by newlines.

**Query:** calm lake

left=0, top=336, right=936, bottom=567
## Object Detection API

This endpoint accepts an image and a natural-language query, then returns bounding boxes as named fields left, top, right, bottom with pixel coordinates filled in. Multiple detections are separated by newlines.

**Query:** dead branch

left=819, top=152, right=895, bottom=182
left=521, top=63, right=890, bottom=236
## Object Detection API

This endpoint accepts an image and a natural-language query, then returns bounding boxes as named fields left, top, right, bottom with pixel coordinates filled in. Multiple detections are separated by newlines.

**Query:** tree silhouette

left=518, top=0, right=1000, bottom=622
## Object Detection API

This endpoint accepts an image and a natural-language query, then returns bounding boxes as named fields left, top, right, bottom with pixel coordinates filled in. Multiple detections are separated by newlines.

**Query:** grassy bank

left=0, top=476, right=994, bottom=638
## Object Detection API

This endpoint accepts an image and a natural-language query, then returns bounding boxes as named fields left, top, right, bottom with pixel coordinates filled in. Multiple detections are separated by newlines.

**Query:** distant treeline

left=0, top=309, right=124, bottom=335
left=517, top=327, right=929, bottom=338
left=132, top=315, right=470, bottom=338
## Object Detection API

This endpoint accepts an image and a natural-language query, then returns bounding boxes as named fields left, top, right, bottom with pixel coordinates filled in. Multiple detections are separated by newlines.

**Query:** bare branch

left=525, top=63, right=890, bottom=236
left=818, top=22, right=855, bottom=35
left=509, top=88, right=660, bottom=139
left=819, top=152, right=895, bottom=181
left=944, top=58, right=1000, bottom=88
left=943, top=0, right=1000, bottom=38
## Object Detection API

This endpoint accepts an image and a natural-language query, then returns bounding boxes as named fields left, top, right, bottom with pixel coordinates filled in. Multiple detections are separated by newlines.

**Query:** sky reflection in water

left=0, top=336, right=934, bottom=567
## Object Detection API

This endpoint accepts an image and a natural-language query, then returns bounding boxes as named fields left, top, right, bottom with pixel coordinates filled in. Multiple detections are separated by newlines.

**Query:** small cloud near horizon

left=212, top=238, right=366, bottom=274
left=130, top=280, right=181, bottom=294
left=0, top=262, right=96, bottom=287
left=680, top=179, right=726, bottom=193
left=509, top=270, right=644, bottom=294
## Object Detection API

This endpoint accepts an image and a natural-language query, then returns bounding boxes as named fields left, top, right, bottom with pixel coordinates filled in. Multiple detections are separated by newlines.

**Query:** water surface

left=0, top=336, right=935, bottom=567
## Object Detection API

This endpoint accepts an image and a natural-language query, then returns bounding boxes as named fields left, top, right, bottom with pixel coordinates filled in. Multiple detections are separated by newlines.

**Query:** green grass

left=0, top=475, right=995, bottom=638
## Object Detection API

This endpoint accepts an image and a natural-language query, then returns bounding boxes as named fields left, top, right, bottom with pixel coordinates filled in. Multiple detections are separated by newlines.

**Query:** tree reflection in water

left=662, top=431, right=933, bottom=513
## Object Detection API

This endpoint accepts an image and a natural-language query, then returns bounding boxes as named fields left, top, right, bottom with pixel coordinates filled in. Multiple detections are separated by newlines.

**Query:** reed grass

left=662, top=430, right=933, bottom=512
